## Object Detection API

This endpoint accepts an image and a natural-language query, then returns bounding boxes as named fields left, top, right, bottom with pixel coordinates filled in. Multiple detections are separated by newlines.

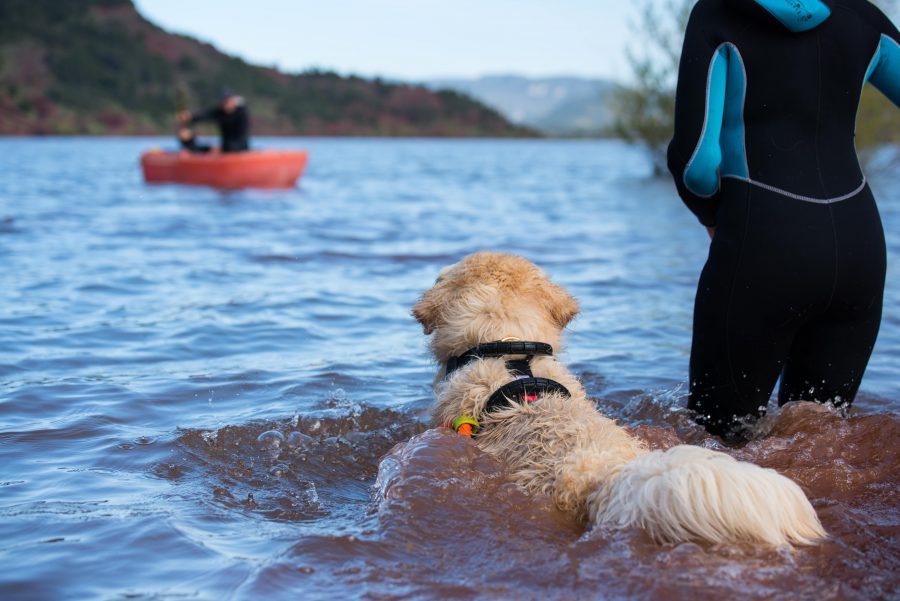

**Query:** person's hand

left=706, top=226, right=716, bottom=239
left=177, top=110, right=192, bottom=124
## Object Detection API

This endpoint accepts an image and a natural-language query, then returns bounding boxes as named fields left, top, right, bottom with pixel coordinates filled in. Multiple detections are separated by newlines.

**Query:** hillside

left=0, top=0, right=534, bottom=137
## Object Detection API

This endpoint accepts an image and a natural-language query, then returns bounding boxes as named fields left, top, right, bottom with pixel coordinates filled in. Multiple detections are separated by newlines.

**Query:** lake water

left=1, top=137, right=898, bottom=600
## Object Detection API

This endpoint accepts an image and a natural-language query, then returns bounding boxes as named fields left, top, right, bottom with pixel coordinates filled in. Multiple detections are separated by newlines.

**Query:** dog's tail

left=587, top=445, right=825, bottom=546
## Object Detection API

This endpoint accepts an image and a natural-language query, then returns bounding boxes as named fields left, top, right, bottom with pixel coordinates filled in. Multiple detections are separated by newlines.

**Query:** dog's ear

left=412, top=263, right=459, bottom=335
left=541, top=281, right=580, bottom=329
left=412, top=286, right=444, bottom=335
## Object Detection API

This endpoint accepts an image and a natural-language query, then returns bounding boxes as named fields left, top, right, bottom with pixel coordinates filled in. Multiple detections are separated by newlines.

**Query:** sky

left=133, top=0, right=635, bottom=82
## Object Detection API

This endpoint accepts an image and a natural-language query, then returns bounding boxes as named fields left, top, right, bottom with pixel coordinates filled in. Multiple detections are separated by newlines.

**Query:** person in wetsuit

left=667, top=0, right=900, bottom=438
left=179, top=88, right=250, bottom=152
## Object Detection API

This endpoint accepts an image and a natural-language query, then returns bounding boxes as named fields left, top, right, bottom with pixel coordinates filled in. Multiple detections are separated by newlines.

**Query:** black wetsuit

left=191, top=103, right=250, bottom=152
left=667, top=0, right=900, bottom=437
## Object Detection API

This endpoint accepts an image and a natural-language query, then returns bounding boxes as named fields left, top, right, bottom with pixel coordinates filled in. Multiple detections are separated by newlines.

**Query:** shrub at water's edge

left=857, top=87, right=900, bottom=154
left=612, top=0, right=691, bottom=174
left=613, top=0, right=900, bottom=173
left=0, top=0, right=535, bottom=137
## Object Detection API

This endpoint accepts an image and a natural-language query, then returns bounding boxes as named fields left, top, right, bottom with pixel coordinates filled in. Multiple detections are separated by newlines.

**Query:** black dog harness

left=444, top=340, right=572, bottom=422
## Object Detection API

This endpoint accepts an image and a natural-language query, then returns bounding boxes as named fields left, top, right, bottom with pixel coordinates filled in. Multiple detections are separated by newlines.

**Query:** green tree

left=613, top=0, right=692, bottom=174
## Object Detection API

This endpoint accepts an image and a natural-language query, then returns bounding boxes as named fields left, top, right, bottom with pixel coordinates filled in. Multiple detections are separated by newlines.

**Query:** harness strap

left=442, top=340, right=571, bottom=439
left=485, top=377, right=571, bottom=415
left=504, top=358, right=533, bottom=378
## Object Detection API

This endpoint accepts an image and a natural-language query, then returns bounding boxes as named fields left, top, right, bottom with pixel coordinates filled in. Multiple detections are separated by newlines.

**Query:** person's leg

left=688, top=182, right=786, bottom=437
left=689, top=181, right=835, bottom=438
left=779, top=187, right=886, bottom=408
left=777, top=308, right=882, bottom=407
left=689, top=260, right=794, bottom=437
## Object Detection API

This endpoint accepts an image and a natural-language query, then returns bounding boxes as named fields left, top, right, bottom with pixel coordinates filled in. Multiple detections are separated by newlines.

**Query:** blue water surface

left=0, top=137, right=898, bottom=599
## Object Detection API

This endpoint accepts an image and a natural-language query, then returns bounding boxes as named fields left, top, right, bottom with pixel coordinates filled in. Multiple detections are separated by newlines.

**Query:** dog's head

left=412, top=252, right=579, bottom=362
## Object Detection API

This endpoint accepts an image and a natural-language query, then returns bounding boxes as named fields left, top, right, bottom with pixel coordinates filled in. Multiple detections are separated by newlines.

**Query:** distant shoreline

left=0, top=132, right=620, bottom=140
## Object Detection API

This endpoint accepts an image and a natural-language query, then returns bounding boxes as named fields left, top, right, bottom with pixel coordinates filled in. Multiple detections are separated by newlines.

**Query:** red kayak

left=140, top=149, right=308, bottom=189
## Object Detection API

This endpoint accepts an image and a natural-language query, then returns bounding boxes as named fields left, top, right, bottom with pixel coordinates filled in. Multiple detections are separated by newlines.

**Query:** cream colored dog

left=413, top=251, right=825, bottom=546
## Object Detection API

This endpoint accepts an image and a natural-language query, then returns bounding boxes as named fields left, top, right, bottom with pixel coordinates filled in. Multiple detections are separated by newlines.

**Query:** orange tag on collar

left=451, top=415, right=480, bottom=437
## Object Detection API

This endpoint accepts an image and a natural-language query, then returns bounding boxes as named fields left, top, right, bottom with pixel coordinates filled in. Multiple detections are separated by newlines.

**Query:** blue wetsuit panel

left=683, top=44, right=751, bottom=199
left=753, top=0, right=831, bottom=32
left=720, top=45, right=749, bottom=180
left=683, top=46, right=728, bottom=198
left=870, top=34, right=900, bottom=107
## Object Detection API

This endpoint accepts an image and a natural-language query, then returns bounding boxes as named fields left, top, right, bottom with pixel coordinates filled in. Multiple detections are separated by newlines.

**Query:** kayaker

left=178, top=88, right=250, bottom=152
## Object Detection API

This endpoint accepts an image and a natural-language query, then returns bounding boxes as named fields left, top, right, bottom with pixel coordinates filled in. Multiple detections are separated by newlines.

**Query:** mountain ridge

left=426, top=75, right=619, bottom=136
left=0, top=0, right=534, bottom=137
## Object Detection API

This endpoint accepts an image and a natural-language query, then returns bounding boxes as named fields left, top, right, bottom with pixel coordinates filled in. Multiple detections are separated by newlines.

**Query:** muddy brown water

left=164, top=398, right=898, bottom=600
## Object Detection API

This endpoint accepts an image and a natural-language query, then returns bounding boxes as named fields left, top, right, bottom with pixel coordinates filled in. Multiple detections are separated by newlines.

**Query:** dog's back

left=414, top=252, right=825, bottom=546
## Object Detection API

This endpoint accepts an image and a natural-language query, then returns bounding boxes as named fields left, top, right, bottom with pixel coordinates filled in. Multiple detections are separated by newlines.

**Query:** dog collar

left=444, top=340, right=555, bottom=377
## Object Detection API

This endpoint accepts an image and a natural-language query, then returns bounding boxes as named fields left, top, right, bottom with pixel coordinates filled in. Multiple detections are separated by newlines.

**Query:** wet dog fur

left=413, top=252, right=825, bottom=546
